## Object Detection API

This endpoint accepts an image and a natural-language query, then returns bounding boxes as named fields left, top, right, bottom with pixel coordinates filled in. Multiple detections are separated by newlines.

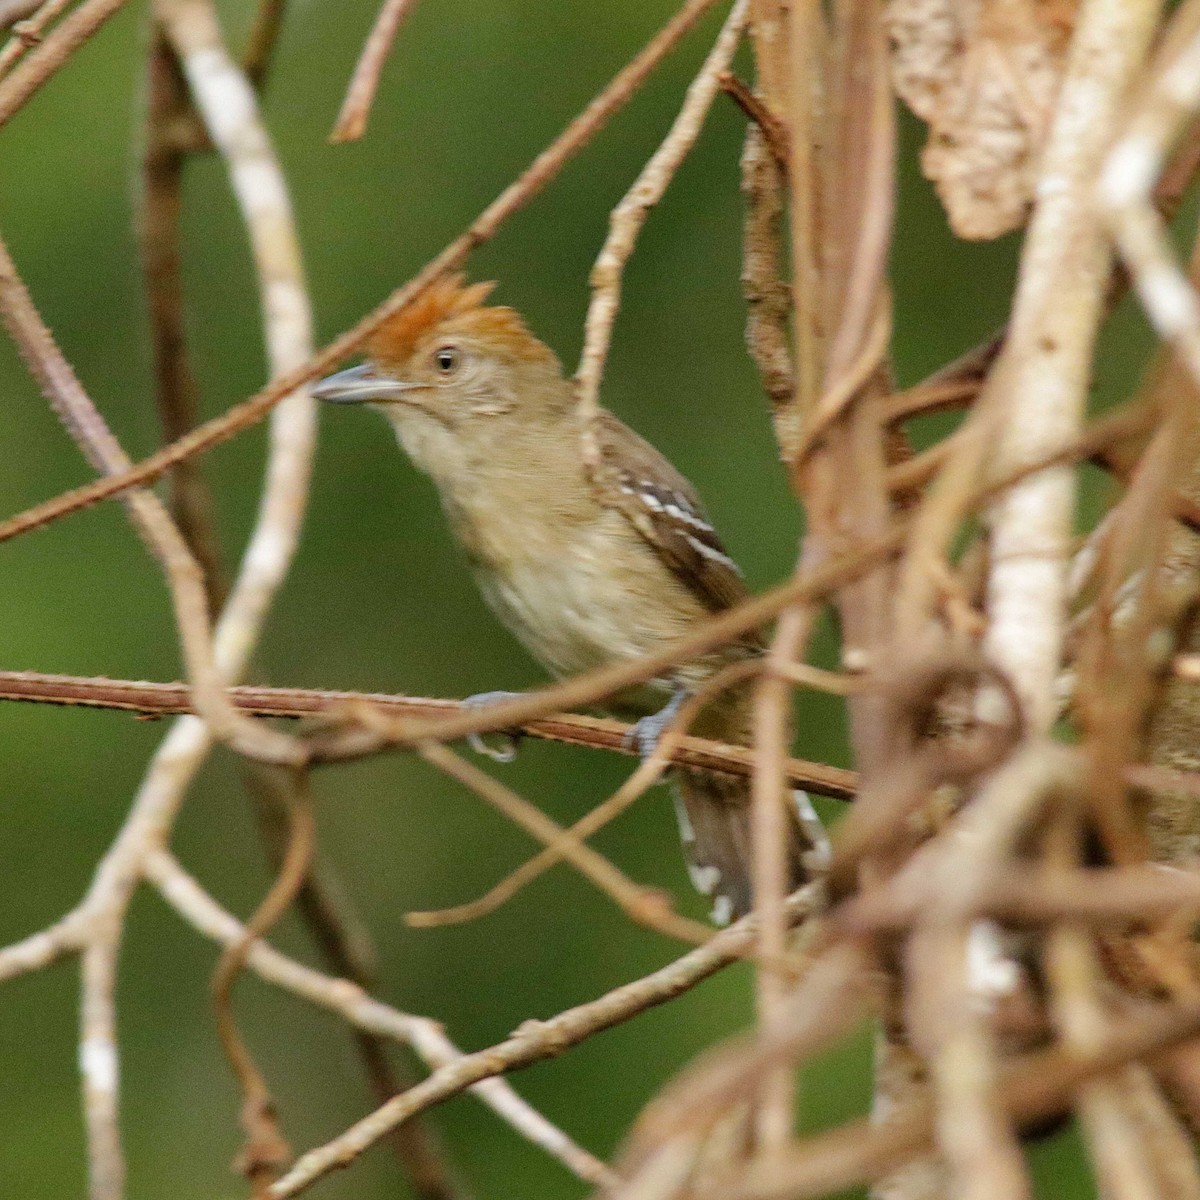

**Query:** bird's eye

left=434, top=346, right=459, bottom=374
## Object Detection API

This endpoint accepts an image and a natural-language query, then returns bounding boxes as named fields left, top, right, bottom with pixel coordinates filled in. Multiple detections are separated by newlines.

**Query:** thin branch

left=142, top=849, right=618, bottom=1190
left=0, top=0, right=73, bottom=76
left=0, top=0, right=132, bottom=127
left=211, top=767, right=314, bottom=1190
left=0, top=0, right=41, bottom=27
left=415, top=740, right=714, bottom=944
left=80, top=931, right=123, bottom=1200
left=751, top=604, right=814, bottom=1150
left=0, top=0, right=725, bottom=546
left=0, top=231, right=293, bottom=765
left=267, top=887, right=822, bottom=1199
left=241, top=0, right=286, bottom=91
left=721, top=70, right=789, bottom=167
left=0, top=670, right=860, bottom=798
left=0, top=909, right=88, bottom=982
left=407, top=660, right=770, bottom=928
left=329, top=0, right=420, bottom=144
left=140, top=30, right=227, bottom=612
left=574, top=0, right=750, bottom=466
left=156, top=0, right=317, bottom=680
left=740, top=123, right=793, bottom=420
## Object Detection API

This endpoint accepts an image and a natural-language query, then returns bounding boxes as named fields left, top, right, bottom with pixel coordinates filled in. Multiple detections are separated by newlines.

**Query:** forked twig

left=267, top=887, right=822, bottom=1199
left=143, top=849, right=618, bottom=1189
left=415, top=740, right=714, bottom=944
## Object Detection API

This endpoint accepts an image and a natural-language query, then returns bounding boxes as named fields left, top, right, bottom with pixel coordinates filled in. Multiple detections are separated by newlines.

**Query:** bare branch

left=142, top=849, right=618, bottom=1190
left=267, top=887, right=822, bottom=1199
left=0, top=0, right=133, bottom=127
left=329, top=0, right=420, bottom=144
left=0, top=0, right=726, bottom=546
left=574, top=0, right=750, bottom=465
left=0, top=670, right=861, bottom=798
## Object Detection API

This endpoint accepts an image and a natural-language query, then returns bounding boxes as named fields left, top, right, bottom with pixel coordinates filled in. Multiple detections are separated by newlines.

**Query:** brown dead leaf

left=886, top=0, right=1078, bottom=240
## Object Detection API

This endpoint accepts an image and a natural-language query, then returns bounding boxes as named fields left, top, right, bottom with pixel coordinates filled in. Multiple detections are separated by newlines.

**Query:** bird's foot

left=462, top=690, right=526, bottom=763
left=623, top=687, right=690, bottom=761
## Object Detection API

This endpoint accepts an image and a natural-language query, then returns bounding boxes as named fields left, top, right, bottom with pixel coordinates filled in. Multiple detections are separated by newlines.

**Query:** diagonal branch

left=329, top=0, right=421, bottom=143
left=267, top=887, right=821, bottom=1199
left=143, top=848, right=618, bottom=1189
left=0, top=0, right=726, bottom=548
left=575, top=0, right=750, bottom=464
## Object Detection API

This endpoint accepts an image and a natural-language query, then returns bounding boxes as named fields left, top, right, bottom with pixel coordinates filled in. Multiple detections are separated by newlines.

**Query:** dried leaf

left=886, top=0, right=1078, bottom=239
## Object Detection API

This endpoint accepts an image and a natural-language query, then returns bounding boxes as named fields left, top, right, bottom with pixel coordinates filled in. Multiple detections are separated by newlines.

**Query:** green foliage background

left=0, top=1, right=1146, bottom=1195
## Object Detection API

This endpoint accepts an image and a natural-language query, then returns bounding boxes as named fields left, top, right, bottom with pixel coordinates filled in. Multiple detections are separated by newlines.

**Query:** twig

left=329, top=0, right=420, bottom=143
left=0, top=0, right=725, bottom=546
left=407, top=660, right=769, bottom=928
left=751, top=604, right=814, bottom=1149
left=1100, top=6, right=1200, bottom=389
left=156, top=0, right=316, bottom=678
left=720, top=70, right=789, bottom=167
left=0, top=0, right=132, bottom=127
left=0, top=909, right=88, bottom=981
left=593, top=943, right=874, bottom=1182
left=80, top=931, right=123, bottom=1200
left=740, top=123, right=793, bottom=421
left=0, top=232, right=286, bottom=763
left=140, top=30, right=227, bottom=611
left=266, top=887, right=822, bottom=1199
left=211, top=767, right=314, bottom=1191
left=0, top=0, right=72, bottom=76
left=241, top=0, right=286, bottom=90
left=574, top=0, right=750, bottom=466
left=0, top=670, right=861, bottom=797
left=142, top=849, right=618, bottom=1190
left=836, top=860, right=1200, bottom=934
left=415, top=740, right=714, bottom=944
left=0, top=0, right=39, bottom=24
left=782, top=0, right=823, bottom=438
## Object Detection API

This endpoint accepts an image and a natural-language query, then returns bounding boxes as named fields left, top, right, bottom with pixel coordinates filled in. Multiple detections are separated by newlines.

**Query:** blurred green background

left=0, top=1, right=1149, bottom=1196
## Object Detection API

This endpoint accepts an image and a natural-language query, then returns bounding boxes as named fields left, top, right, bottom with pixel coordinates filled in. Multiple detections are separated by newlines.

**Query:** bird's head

left=314, top=276, right=570, bottom=478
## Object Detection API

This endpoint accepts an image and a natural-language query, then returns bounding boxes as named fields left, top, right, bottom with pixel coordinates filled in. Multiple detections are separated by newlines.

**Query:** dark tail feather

left=672, top=768, right=829, bottom=924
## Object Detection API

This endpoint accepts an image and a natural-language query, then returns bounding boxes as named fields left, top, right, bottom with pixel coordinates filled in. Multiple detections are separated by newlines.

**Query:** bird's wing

left=594, top=410, right=751, bottom=614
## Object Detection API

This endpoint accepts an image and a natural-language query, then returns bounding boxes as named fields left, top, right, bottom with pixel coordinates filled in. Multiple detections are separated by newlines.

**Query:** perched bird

left=314, top=276, right=827, bottom=921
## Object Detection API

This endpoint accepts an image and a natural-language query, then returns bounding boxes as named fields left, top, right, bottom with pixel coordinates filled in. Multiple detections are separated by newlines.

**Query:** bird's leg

left=623, top=686, right=690, bottom=760
left=461, top=690, right=526, bottom=763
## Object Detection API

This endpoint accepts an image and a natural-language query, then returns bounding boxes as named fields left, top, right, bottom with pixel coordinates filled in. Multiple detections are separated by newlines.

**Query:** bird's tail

left=672, top=766, right=829, bottom=924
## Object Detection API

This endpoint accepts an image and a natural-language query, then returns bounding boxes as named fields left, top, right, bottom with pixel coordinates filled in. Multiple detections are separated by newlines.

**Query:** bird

left=313, top=275, right=828, bottom=922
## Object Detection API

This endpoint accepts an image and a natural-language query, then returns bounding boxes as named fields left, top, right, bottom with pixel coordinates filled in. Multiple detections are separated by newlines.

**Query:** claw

left=623, top=687, right=690, bottom=761
left=462, top=690, right=526, bottom=763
